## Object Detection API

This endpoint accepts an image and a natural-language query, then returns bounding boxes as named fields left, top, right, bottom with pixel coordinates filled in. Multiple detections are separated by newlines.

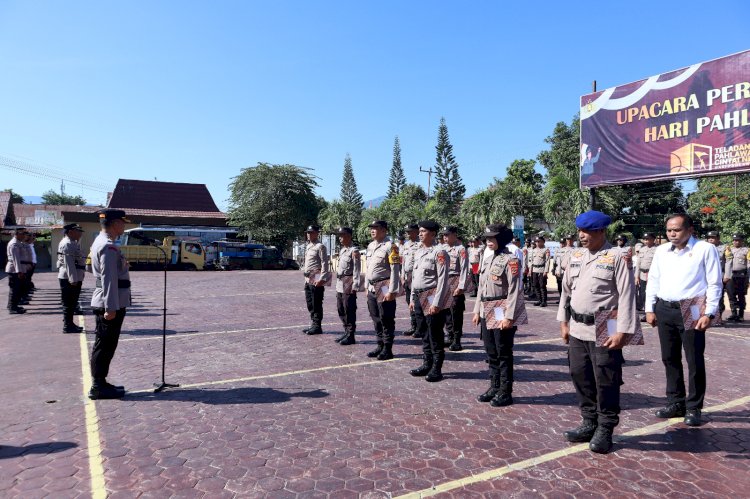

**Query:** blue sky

left=0, top=1, right=747, bottom=211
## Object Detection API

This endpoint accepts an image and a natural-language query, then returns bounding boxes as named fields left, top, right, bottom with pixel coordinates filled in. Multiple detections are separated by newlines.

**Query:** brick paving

left=1, top=270, right=749, bottom=498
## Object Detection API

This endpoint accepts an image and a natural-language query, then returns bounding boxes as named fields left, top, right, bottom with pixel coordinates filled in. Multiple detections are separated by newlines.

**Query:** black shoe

left=469, top=292, right=477, bottom=297
left=684, top=409, right=702, bottom=426
left=367, top=343, right=384, bottom=358
left=412, top=331, right=424, bottom=339
left=410, top=356, right=432, bottom=376
left=589, top=426, right=613, bottom=454
left=335, top=332, right=348, bottom=343
left=490, top=392, right=513, bottom=407
left=564, top=420, right=598, bottom=443
left=377, top=344, right=394, bottom=361
left=302, top=327, right=311, bottom=333
left=540, top=302, right=547, bottom=308
left=449, top=338, right=463, bottom=351
left=305, top=327, right=323, bottom=335
left=9, top=307, right=27, bottom=314
left=339, top=334, right=356, bottom=346
left=425, top=368, right=443, bottom=382
left=88, top=385, right=125, bottom=400
left=402, top=329, right=415, bottom=336
left=533, top=301, right=542, bottom=306
left=477, top=386, right=499, bottom=403
left=655, top=403, right=686, bottom=419
left=20, top=299, right=30, bottom=305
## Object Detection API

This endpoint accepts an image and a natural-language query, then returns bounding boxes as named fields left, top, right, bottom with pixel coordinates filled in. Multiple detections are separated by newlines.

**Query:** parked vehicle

left=120, top=236, right=205, bottom=270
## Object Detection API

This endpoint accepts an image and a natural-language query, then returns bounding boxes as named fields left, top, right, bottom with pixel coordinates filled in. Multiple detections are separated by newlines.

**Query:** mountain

left=363, top=195, right=386, bottom=209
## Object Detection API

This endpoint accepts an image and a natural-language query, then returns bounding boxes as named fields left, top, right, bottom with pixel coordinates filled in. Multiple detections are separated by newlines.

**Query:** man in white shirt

left=645, top=214, right=722, bottom=427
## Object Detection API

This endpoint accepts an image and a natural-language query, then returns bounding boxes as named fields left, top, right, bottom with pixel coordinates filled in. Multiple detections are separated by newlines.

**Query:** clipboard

left=594, top=309, right=644, bottom=347
left=481, top=295, right=529, bottom=329
left=417, top=287, right=438, bottom=312
left=375, top=278, right=404, bottom=302
left=680, top=295, right=721, bottom=330
left=308, top=273, right=332, bottom=287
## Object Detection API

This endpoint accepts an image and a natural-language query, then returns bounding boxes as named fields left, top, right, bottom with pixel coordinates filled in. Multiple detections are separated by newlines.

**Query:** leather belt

left=570, top=307, right=595, bottom=325
left=337, top=273, right=353, bottom=278
left=639, top=268, right=650, bottom=272
left=533, top=264, right=545, bottom=267
left=369, top=277, right=388, bottom=286
left=656, top=297, right=681, bottom=309
left=413, top=286, right=436, bottom=294
left=21, top=260, right=33, bottom=264
left=75, top=265, right=86, bottom=270
left=733, top=271, right=747, bottom=276
left=481, top=295, right=508, bottom=302
left=95, top=278, right=131, bottom=289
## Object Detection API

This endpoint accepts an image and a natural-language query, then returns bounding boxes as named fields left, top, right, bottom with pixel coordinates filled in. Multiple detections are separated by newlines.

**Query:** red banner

left=580, top=50, right=750, bottom=188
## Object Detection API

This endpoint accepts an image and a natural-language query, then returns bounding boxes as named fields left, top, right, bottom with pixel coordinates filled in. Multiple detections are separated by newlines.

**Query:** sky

left=0, top=1, right=748, bottom=211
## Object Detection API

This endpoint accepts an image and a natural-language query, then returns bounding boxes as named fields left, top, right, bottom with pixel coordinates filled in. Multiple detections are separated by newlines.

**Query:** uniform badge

left=508, top=260, right=519, bottom=276
left=491, top=274, right=500, bottom=281
left=437, top=253, right=446, bottom=266
left=388, top=246, right=400, bottom=265
left=460, top=249, right=466, bottom=259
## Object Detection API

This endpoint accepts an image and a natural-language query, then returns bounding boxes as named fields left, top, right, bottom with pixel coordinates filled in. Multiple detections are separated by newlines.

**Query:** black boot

left=377, top=343, right=394, bottom=360
left=88, top=380, right=125, bottom=400
left=728, top=309, right=739, bottom=322
left=449, top=331, right=463, bottom=351
left=477, top=374, right=501, bottom=402
left=335, top=331, right=348, bottom=343
left=738, top=309, right=745, bottom=322
left=367, top=342, right=384, bottom=358
left=425, top=353, right=444, bottom=382
left=410, top=355, right=432, bottom=376
left=490, top=383, right=513, bottom=407
left=339, top=330, right=356, bottom=345
left=589, top=426, right=613, bottom=454
left=412, top=328, right=424, bottom=339
left=306, top=322, right=323, bottom=335
left=563, top=420, right=598, bottom=442
left=445, top=331, right=454, bottom=348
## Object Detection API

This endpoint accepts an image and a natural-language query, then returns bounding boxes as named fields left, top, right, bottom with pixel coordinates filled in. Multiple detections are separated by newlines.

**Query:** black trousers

left=445, top=293, right=465, bottom=336
left=336, top=292, right=357, bottom=334
left=414, top=293, right=445, bottom=355
left=59, top=279, right=82, bottom=324
left=404, top=285, right=417, bottom=331
left=481, top=320, right=516, bottom=388
left=471, top=273, right=479, bottom=294
left=726, top=274, right=747, bottom=311
left=532, top=272, right=547, bottom=303
left=91, top=308, right=127, bottom=381
left=367, top=291, right=396, bottom=344
left=555, top=274, right=563, bottom=294
left=655, top=299, right=706, bottom=410
left=568, top=335, right=623, bottom=429
left=304, top=283, right=325, bottom=327
left=636, top=280, right=647, bottom=311
left=7, top=273, right=23, bottom=309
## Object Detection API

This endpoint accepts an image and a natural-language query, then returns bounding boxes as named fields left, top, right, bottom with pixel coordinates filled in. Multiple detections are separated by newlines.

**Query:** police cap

left=368, top=220, right=388, bottom=230
left=97, top=209, right=131, bottom=223
left=335, top=226, right=353, bottom=235
left=706, top=231, right=719, bottom=238
left=481, top=224, right=513, bottom=247
left=733, top=233, right=744, bottom=240
left=305, top=224, right=321, bottom=233
left=63, top=223, right=84, bottom=232
left=615, top=234, right=628, bottom=242
left=440, top=225, right=458, bottom=235
left=642, top=232, right=656, bottom=239
left=575, top=210, right=611, bottom=230
left=403, top=223, right=419, bottom=232
left=418, top=220, right=440, bottom=232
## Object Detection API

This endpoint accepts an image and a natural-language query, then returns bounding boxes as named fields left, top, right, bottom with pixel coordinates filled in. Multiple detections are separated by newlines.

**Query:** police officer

left=18, top=231, right=34, bottom=305
left=636, top=233, right=657, bottom=319
left=302, top=225, right=330, bottom=335
left=553, top=235, right=574, bottom=299
left=530, top=236, right=551, bottom=307
left=440, top=226, right=469, bottom=351
left=409, top=220, right=450, bottom=382
left=725, top=233, right=749, bottom=322
left=58, top=223, right=87, bottom=333
left=89, top=209, right=132, bottom=399
left=365, top=220, right=401, bottom=360
left=706, top=231, right=727, bottom=322
left=401, top=223, right=420, bottom=337
left=558, top=211, right=637, bottom=454
left=334, top=227, right=360, bottom=346
left=472, top=224, right=523, bottom=407
left=468, top=236, right=484, bottom=297
left=523, top=238, right=534, bottom=297
left=5, top=228, right=29, bottom=314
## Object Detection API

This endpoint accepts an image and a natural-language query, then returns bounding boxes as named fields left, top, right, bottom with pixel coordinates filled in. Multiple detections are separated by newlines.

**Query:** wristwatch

left=704, top=314, right=715, bottom=320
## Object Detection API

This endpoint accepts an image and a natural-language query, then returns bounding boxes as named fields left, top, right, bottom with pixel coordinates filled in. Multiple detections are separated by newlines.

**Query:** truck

left=212, top=243, right=299, bottom=271
left=120, top=236, right=206, bottom=270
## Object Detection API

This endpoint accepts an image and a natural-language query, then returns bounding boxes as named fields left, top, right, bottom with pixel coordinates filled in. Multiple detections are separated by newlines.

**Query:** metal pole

left=419, top=166, right=435, bottom=201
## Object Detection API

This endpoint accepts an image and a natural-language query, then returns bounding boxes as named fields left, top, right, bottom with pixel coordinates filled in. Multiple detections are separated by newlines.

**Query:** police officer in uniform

left=401, top=224, right=420, bottom=337
left=530, top=236, right=551, bottom=307
left=472, top=224, right=523, bottom=407
left=409, top=221, right=450, bottom=382
left=334, top=227, right=360, bottom=346
left=558, top=211, right=637, bottom=454
left=89, top=209, right=131, bottom=399
left=635, top=233, right=657, bottom=319
left=523, top=238, right=534, bottom=297
left=553, top=235, right=574, bottom=300
left=18, top=231, right=34, bottom=305
left=5, top=228, right=29, bottom=314
left=724, top=234, right=749, bottom=322
left=365, top=220, right=401, bottom=360
left=302, top=225, right=330, bottom=335
left=58, top=223, right=87, bottom=333
left=440, top=226, right=469, bottom=351
left=706, top=231, right=726, bottom=322
left=468, top=236, right=484, bottom=297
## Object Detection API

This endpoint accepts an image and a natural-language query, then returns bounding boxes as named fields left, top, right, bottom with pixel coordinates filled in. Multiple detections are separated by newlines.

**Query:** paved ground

left=1, top=269, right=749, bottom=498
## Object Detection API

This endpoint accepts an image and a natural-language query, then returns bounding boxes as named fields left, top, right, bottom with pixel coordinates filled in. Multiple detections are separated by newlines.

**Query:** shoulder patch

left=508, top=259, right=519, bottom=276
left=388, top=246, right=400, bottom=264
left=460, top=249, right=466, bottom=259
left=437, top=252, right=446, bottom=266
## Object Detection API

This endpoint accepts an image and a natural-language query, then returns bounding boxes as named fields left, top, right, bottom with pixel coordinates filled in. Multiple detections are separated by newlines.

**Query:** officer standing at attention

left=531, top=236, right=551, bottom=307
left=365, top=220, right=401, bottom=360
left=554, top=235, right=575, bottom=298
left=58, top=223, right=87, bottom=333
left=635, top=233, right=657, bottom=320
left=302, top=225, right=330, bottom=335
left=6, top=228, right=29, bottom=314
left=18, top=231, right=34, bottom=305
left=706, top=231, right=727, bottom=322
left=333, top=227, right=360, bottom=346
left=472, top=224, right=523, bottom=407
left=558, top=210, right=637, bottom=454
left=89, top=209, right=132, bottom=400
left=440, top=226, right=469, bottom=351
left=468, top=236, right=484, bottom=297
left=724, top=233, right=749, bottom=322
left=646, top=214, right=722, bottom=427
left=409, top=220, right=451, bottom=382
left=401, top=223, right=420, bottom=337
left=523, top=238, right=534, bottom=297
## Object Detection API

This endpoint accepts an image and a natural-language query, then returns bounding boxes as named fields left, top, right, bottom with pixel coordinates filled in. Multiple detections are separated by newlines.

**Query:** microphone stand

left=147, top=240, right=179, bottom=393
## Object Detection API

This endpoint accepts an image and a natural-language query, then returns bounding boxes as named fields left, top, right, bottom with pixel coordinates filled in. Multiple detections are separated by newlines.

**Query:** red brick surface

left=1, top=270, right=749, bottom=498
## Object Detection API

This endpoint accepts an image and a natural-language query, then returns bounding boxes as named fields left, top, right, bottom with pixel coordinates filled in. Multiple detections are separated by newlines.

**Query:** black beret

left=418, top=220, right=440, bottom=232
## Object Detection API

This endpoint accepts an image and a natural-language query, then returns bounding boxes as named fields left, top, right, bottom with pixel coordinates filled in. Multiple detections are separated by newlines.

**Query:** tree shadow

left=622, top=426, right=750, bottom=457
left=128, top=386, right=329, bottom=405
left=0, top=441, right=78, bottom=459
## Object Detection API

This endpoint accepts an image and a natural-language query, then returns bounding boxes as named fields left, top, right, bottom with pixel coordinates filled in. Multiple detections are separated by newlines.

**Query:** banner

left=580, top=50, right=750, bottom=188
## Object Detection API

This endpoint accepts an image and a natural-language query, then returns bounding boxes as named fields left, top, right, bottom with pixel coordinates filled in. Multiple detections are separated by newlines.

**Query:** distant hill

left=363, top=195, right=386, bottom=209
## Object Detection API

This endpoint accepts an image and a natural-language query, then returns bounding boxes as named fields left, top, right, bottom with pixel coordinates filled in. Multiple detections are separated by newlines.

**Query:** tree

left=433, top=117, right=465, bottom=213
left=227, top=163, right=323, bottom=252
left=688, top=174, right=750, bottom=240
left=387, top=136, right=406, bottom=198
left=340, top=154, right=364, bottom=230
left=41, top=190, right=86, bottom=205
left=355, top=184, right=427, bottom=243
left=2, top=189, right=24, bottom=204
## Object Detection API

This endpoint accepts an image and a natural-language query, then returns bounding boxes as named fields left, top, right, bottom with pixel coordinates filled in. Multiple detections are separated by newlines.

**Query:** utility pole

left=589, top=80, right=597, bottom=210
left=420, top=165, right=435, bottom=201
left=60, top=179, right=65, bottom=196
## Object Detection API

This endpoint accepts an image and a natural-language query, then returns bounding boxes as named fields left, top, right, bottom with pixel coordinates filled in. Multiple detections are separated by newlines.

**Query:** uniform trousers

left=445, top=293, right=465, bottom=335
left=636, top=279, right=647, bottom=311
left=91, top=308, right=127, bottom=382
left=413, top=293, right=445, bottom=356
left=404, top=284, right=417, bottom=331
left=367, top=292, right=396, bottom=345
left=60, top=279, right=82, bottom=323
left=7, top=273, right=23, bottom=310
left=568, top=335, right=623, bottom=429
left=531, top=272, right=547, bottom=303
left=481, top=321, right=516, bottom=389
left=726, top=273, right=747, bottom=312
left=304, top=283, right=325, bottom=327
left=555, top=274, right=563, bottom=294
left=654, top=299, right=706, bottom=410
left=336, top=292, right=357, bottom=333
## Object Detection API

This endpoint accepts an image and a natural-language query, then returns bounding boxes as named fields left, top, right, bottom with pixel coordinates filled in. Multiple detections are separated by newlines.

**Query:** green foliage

left=41, top=190, right=86, bottom=205
left=387, top=136, right=406, bottom=198
left=340, top=154, right=363, bottom=230
left=2, top=189, right=24, bottom=204
left=688, top=174, right=750, bottom=241
left=227, top=163, right=323, bottom=251
left=355, top=184, right=428, bottom=243
left=433, top=117, right=465, bottom=212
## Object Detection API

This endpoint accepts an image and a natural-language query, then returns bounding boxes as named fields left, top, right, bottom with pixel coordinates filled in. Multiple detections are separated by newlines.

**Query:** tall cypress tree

left=434, top=117, right=465, bottom=211
left=387, top=136, right=406, bottom=198
left=340, top=153, right=363, bottom=228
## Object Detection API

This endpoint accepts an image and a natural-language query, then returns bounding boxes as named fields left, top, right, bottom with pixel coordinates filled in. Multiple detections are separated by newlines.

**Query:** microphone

left=129, top=232, right=160, bottom=245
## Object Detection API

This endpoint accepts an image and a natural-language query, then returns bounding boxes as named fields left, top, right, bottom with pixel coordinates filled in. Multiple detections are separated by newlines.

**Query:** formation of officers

left=300, top=211, right=728, bottom=455
left=5, top=227, right=37, bottom=314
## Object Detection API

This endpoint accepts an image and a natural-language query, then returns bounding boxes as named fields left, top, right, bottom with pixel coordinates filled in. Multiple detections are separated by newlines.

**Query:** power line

left=0, top=153, right=113, bottom=194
